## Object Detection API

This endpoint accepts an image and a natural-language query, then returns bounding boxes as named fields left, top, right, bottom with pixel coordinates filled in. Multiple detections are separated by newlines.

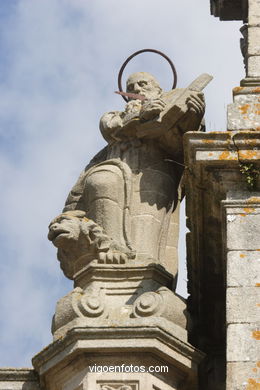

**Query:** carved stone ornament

left=133, top=290, right=164, bottom=317
left=51, top=286, right=109, bottom=334
left=48, top=210, right=135, bottom=279
left=132, top=286, right=186, bottom=328
left=100, top=384, right=136, bottom=390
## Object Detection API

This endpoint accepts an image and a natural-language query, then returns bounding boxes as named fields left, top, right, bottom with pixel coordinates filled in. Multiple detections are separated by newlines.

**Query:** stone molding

left=0, top=369, right=40, bottom=390
left=32, top=324, right=204, bottom=390
left=33, top=324, right=202, bottom=371
left=0, top=369, right=38, bottom=381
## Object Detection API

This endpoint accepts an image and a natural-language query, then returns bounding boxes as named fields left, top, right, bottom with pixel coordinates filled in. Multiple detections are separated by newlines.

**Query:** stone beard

left=49, top=71, right=205, bottom=280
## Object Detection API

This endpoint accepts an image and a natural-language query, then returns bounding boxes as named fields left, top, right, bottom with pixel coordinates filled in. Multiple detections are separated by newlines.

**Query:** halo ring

left=118, top=49, right=177, bottom=102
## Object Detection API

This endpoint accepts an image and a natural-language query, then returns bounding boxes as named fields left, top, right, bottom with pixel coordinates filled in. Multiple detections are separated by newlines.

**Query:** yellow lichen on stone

left=233, top=86, right=244, bottom=93
left=243, top=207, right=256, bottom=213
left=219, top=151, right=237, bottom=160
left=247, top=197, right=260, bottom=203
left=246, top=378, right=260, bottom=390
left=240, top=208, right=256, bottom=217
left=239, top=150, right=258, bottom=159
left=252, top=330, right=260, bottom=340
left=239, top=104, right=250, bottom=115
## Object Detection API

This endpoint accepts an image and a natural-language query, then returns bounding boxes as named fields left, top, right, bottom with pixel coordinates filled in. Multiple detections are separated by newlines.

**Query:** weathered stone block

left=226, top=287, right=260, bottom=323
left=248, top=55, right=260, bottom=78
left=248, top=0, right=260, bottom=24
left=248, top=26, right=260, bottom=55
left=228, top=92, right=260, bottom=130
left=226, top=211, right=260, bottom=250
left=227, top=323, right=260, bottom=361
left=227, top=361, right=260, bottom=390
left=227, top=251, right=260, bottom=287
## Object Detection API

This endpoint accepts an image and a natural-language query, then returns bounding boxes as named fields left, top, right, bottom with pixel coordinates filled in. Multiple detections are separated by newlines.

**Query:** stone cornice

left=0, top=368, right=39, bottom=381
left=184, top=131, right=260, bottom=165
left=32, top=323, right=204, bottom=375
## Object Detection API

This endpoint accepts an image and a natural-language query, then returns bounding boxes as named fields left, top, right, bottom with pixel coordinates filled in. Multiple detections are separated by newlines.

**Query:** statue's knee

left=85, top=165, right=124, bottom=205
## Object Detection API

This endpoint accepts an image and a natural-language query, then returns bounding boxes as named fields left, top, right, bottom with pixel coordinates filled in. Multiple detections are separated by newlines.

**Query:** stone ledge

left=0, top=369, right=40, bottom=390
left=234, top=85, right=260, bottom=95
left=241, top=77, right=260, bottom=87
left=74, top=261, right=174, bottom=288
left=0, top=369, right=38, bottom=381
left=184, top=131, right=260, bottom=165
left=32, top=321, right=204, bottom=376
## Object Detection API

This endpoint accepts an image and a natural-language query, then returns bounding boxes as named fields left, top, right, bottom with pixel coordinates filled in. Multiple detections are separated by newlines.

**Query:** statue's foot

left=98, top=251, right=128, bottom=264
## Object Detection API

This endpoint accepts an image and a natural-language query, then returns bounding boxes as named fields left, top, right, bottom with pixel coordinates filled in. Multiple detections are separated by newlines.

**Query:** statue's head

left=126, top=72, right=162, bottom=100
left=48, top=210, right=87, bottom=248
left=48, top=211, right=89, bottom=279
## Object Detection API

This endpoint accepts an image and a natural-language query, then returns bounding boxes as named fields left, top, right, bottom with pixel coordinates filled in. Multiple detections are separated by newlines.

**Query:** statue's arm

left=99, top=111, right=123, bottom=143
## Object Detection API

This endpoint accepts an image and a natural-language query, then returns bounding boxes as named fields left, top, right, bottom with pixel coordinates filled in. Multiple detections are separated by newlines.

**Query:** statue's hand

left=125, top=100, right=142, bottom=114
left=186, top=92, right=205, bottom=117
left=140, top=98, right=166, bottom=121
left=102, top=113, right=123, bottom=131
left=100, top=112, right=124, bottom=142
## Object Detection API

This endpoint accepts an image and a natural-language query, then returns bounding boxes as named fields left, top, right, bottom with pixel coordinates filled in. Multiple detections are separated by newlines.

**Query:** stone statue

left=48, top=71, right=206, bottom=281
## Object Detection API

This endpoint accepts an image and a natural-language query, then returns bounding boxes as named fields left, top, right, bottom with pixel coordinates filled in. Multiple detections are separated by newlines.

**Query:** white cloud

left=0, top=0, right=243, bottom=366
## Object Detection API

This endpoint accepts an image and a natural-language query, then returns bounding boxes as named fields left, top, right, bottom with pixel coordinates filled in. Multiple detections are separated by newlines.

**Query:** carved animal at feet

left=48, top=210, right=134, bottom=279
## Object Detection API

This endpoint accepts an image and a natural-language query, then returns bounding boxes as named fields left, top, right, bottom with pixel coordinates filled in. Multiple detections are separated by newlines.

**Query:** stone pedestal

left=32, top=260, right=204, bottom=390
left=184, top=131, right=260, bottom=389
left=51, top=262, right=186, bottom=340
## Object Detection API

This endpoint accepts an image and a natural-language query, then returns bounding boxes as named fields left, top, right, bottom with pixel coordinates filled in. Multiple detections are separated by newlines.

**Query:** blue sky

left=0, top=0, right=244, bottom=367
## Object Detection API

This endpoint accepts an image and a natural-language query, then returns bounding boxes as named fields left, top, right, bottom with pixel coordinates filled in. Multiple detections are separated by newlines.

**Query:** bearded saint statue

left=48, top=71, right=206, bottom=281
